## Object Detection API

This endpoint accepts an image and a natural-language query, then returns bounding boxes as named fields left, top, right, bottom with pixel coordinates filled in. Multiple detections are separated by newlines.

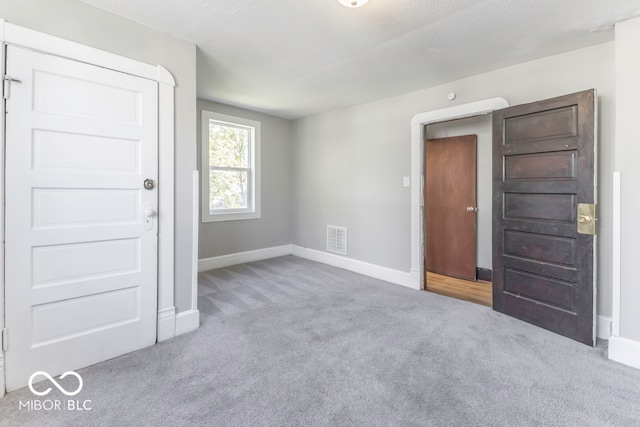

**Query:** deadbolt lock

left=577, top=203, right=596, bottom=235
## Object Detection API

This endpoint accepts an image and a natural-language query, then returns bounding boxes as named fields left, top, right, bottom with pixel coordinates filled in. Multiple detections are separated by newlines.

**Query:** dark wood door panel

left=503, top=137, right=579, bottom=156
left=493, top=90, right=595, bottom=346
left=501, top=293, right=589, bottom=341
left=504, top=193, right=576, bottom=222
left=501, top=219, right=577, bottom=239
left=505, top=151, right=577, bottom=180
left=503, top=181, right=578, bottom=194
left=505, top=105, right=578, bottom=141
left=503, top=256, right=578, bottom=283
left=503, top=268, right=575, bottom=311
left=503, top=231, right=577, bottom=266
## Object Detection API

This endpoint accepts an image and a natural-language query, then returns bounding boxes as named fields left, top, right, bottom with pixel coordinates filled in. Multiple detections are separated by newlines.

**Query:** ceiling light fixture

left=337, top=0, right=369, bottom=8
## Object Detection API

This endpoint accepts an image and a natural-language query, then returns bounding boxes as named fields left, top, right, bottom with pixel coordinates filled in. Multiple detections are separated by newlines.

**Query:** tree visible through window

left=209, top=122, right=251, bottom=211
left=202, top=110, right=261, bottom=222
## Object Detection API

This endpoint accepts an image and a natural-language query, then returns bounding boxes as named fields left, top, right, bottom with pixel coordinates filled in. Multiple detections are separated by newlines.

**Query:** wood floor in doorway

left=426, top=272, right=492, bottom=307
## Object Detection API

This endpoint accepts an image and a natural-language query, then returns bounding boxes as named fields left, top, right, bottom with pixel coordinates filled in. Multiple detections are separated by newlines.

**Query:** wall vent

left=327, top=225, right=347, bottom=255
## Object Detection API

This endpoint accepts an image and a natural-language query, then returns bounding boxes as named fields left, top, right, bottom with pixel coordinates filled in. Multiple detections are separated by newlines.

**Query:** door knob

left=577, top=215, right=592, bottom=224
left=144, top=179, right=155, bottom=190
left=143, top=203, right=155, bottom=231
left=466, top=206, right=478, bottom=212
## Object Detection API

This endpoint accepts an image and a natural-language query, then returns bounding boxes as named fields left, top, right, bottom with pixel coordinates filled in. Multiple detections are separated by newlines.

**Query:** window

left=201, top=111, right=260, bottom=222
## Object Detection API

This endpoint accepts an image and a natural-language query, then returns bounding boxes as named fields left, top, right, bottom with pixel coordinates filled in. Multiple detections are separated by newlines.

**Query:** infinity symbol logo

left=28, top=371, right=83, bottom=397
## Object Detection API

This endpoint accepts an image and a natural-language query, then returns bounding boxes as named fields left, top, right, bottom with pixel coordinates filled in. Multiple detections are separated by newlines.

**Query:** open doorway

left=424, top=115, right=493, bottom=306
left=412, top=92, right=596, bottom=345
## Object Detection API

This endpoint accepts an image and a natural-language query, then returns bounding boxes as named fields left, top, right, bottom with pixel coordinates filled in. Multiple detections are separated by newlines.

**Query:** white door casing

left=410, top=98, right=510, bottom=288
left=4, top=45, right=159, bottom=391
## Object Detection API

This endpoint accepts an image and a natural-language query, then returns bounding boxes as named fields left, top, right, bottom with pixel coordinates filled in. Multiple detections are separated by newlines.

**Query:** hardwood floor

left=426, top=271, right=492, bottom=307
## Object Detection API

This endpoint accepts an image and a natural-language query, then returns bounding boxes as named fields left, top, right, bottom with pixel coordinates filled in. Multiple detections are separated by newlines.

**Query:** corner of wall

left=291, top=245, right=420, bottom=290
left=597, top=315, right=612, bottom=340
left=199, top=245, right=294, bottom=272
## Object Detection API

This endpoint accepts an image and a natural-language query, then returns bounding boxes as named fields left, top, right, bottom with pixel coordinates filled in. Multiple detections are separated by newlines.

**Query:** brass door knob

left=578, top=215, right=592, bottom=224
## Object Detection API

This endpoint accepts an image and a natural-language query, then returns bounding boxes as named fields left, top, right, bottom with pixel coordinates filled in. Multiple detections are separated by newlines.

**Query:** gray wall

left=615, top=18, right=640, bottom=341
left=425, top=116, right=493, bottom=270
left=197, top=100, right=293, bottom=259
left=0, top=0, right=198, bottom=313
left=292, top=105, right=412, bottom=271
left=292, top=42, right=615, bottom=318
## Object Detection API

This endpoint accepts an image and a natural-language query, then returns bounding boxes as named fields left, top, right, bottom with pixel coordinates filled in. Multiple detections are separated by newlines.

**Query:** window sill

left=202, top=211, right=261, bottom=223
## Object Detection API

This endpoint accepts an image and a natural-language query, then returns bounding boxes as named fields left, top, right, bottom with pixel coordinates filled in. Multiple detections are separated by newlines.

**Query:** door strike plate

left=577, top=203, right=596, bottom=235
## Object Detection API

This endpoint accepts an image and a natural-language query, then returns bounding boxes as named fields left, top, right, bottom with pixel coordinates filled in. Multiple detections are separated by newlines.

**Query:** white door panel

left=33, top=189, right=140, bottom=227
left=32, top=287, right=141, bottom=346
left=33, top=68, right=143, bottom=125
left=33, top=130, right=141, bottom=174
left=4, top=45, right=158, bottom=391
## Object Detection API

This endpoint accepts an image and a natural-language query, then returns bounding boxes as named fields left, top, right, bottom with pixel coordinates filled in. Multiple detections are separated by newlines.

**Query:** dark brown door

left=492, top=90, right=596, bottom=346
left=425, top=135, right=477, bottom=281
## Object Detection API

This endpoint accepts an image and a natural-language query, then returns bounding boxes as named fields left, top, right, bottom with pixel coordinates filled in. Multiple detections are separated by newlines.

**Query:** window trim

left=201, top=110, right=261, bottom=222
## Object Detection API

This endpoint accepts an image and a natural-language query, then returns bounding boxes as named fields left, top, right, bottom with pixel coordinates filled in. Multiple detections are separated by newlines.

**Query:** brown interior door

left=425, top=135, right=477, bottom=281
left=492, top=90, right=596, bottom=346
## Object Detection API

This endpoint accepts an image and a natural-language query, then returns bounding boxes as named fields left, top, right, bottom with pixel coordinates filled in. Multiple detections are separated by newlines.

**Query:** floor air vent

left=327, top=225, right=347, bottom=255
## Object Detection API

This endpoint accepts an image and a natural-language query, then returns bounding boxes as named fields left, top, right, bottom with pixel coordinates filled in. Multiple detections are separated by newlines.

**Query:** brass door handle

left=578, top=215, right=592, bottom=224
left=577, top=203, right=596, bottom=235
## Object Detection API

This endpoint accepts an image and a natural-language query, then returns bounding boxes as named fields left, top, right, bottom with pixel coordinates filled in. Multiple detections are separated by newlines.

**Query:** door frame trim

left=0, top=19, right=178, bottom=397
left=410, top=98, right=509, bottom=289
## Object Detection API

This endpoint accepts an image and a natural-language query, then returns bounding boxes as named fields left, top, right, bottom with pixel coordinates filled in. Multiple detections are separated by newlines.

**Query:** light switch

left=403, top=176, right=410, bottom=187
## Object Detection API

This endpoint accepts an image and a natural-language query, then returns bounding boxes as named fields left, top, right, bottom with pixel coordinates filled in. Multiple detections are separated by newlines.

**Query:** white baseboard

left=175, top=309, right=200, bottom=336
left=0, top=354, right=5, bottom=398
left=291, top=245, right=421, bottom=290
left=157, top=307, right=176, bottom=342
left=158, top=307, right=199, bottom=340
left=597, top=315, right=612, bottom=340
left=609, top=336, right=640, bottom=370
left=199, top=245, right=294, bottom=272
left=198, top=244, right=420, bottom=291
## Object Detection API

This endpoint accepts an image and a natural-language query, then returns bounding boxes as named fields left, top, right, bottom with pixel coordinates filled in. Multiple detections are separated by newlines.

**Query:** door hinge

left=1, top=328, right=8, bottom=351
left=3, top=75, right=22, bottom=100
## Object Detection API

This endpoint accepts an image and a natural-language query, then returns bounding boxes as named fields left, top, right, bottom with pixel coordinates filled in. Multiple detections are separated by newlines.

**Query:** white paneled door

left=4, top=45, right=158, bottom=391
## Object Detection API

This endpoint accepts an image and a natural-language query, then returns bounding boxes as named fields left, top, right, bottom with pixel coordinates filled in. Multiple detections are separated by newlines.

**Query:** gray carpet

left=1, top=255, right=639, bottom=426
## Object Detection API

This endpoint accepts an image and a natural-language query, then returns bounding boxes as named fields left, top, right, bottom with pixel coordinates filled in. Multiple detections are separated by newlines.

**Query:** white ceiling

left=81, top=0, right=640, bottom=119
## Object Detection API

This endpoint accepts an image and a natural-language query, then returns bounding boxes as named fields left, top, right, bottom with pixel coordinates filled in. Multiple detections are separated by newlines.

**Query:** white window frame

left=201, top=110, right=261, bottom=222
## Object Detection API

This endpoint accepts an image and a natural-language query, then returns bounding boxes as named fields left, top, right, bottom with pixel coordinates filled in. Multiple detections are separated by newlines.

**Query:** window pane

left=209, top=122, right=249, bottom=168
left=209, top=169, right=249, bottom=211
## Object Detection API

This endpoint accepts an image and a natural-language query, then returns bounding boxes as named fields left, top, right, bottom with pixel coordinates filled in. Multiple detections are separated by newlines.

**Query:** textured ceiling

left=81, top=0, right=640, bottom=119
